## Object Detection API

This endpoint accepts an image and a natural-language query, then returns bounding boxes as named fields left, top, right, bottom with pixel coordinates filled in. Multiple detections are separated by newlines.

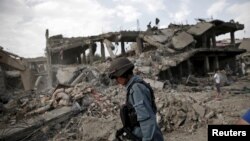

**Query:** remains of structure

left=0, top=47, right=47, bottom=91
left=46, top=19, right=246, bottom=86
left=0, top=18, right=249, bottom=141
left=239, top=38, right=250, bottom=73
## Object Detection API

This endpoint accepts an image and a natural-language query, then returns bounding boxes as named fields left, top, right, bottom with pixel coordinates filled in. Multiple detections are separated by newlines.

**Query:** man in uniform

left=108, top=57, right=164, bottom=141
left=237, top=109, right=250, bottom=125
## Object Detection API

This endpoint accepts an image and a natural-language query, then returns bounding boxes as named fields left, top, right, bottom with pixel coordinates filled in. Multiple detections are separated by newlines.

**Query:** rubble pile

left=49, top=87, right=218, bottom=141
left=155, top=90, right=216, bottom=132
left=1, top=64, right=248, bottom=141
left=131, top=48, right=188, bottom=79
left=1, top=18, right=250, bottom=141
left=1, top=60, right=219, bottom=141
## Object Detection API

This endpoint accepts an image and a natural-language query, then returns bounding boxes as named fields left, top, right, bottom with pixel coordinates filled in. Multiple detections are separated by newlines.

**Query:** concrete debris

left=187, top=22, right=214, bottom=36
left=144, top=78, right=164, bottom=89
left=172, top=31, right=194, bottom=50
left=56, top=67, right=81, bottom=85
left=1, top=64, right=250, bottom=141
left=5, top=71, right=20, bottom=78
left=103, top=39, right=116, bottom=58
left=205, top=111, right=215, bottom=119
left=192, top=103, right=206, bottom=117
left=1, top=18, right=250, bottom=141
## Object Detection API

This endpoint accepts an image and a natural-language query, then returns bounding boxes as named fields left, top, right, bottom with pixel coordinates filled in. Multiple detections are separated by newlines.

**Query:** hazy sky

left=0, top=0, right=250, bottom=57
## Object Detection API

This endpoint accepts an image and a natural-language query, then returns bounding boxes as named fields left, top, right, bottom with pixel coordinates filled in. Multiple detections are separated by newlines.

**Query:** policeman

left=109, top=57, right=164, bottom=141
left=237, top=109, right=250, bottom=125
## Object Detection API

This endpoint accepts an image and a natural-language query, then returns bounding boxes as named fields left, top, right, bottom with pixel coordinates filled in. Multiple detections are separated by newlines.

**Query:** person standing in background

left=213, top=69, right=222, bottom=100
left=241, top=60, right=246, bottom=76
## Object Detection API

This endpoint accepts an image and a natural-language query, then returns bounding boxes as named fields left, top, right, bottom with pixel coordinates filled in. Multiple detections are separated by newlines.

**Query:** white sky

left=0, top=0, right=250, bottom=57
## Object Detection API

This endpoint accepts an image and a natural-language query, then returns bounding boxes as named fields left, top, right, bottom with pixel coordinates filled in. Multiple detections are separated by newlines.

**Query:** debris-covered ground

left=51, top=75, right=250, bottom=141
left=1, top=69, right=249, bottom=141
left=0, top=16, right=249, bottom=141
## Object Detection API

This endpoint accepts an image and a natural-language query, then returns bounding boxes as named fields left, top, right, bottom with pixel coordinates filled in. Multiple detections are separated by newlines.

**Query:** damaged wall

left=45, top=19, right=246, bottom=87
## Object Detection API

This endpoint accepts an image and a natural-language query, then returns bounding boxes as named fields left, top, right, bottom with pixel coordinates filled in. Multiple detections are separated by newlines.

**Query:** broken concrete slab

left=5, top=70, right=20, bottom=78
left=141, top=35, right=175, bottom=53
left=172, top=31, right=194, bottom=50
left=161, top=58, right=177, bottom=67
left=187, top=22, right=214, bottom=36
left=160, top=29, right=175, bottom=38
left=192, top=103, right=205, bottom=117
left=56, top=67, right=80, bottom=85
left=71, top=72, right=85, bottom=86
left=103, top=39, right=116, bottom=58
left=239, top=38, right=250, bottom=51
left=205, top=111, right=215, bottom=119
left=137, top=66, right=151, bottom=74
left=151, top=35, right=168, bottom=43
left=144, top=78, right=164, bottom=89
left=0, top=106, right=79, bottom=141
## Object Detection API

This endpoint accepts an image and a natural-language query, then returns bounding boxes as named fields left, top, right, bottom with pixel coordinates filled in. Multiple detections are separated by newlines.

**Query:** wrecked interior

left=0, top=18, right=250, bottom=141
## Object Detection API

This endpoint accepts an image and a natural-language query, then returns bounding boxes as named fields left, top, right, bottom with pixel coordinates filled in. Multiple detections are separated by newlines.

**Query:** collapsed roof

left=45, top=18, right=246, bottom=85
left=47, top=18, right=244, bottom=54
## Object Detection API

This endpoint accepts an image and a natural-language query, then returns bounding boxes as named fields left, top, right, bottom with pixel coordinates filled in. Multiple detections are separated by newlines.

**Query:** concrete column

left=104, top=39, right=116, bottom=59
left=82, top=51, right=86, bottom=64
left=77, top=53, right=81, bottom=64
left=179, top=64, right=183, bottom=79
left=204, top=56, right=210, bottom=73
left=202, top=34, right=207, bottom=48
left=187, top=59, right=192, bottom=75
left=212, top=31, right=216, bottom=48
left=100, top=41, right=105, bottom=61
left=92, top=43, right=97, bottom=55
left=232, top=56, right=237, bottom=73
left=167, top=69, right=173, bottom=81
left=214, top=56, right=219, bottom=70
left=121, top=40, right=125, bottom=55
left=230, top=31, right=235, bottom=47
left=89, top=45, right=93, bottom=64
left=208, top=37, right=211, bottom=48
left=136, top=37, right=143, bottom=55
left=45, top=29, right=52, bottom=88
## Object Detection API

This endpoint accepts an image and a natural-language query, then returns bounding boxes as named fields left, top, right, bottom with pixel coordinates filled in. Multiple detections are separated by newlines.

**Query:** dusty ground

left=166, top=75, right=250, bottom=141
left=71, top=75, right=250, bottom=141
left=1, top=75, right=249, bottom=141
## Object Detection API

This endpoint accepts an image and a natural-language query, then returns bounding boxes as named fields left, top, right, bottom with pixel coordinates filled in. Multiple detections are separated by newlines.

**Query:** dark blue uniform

left=242, top=109, right=250, bottom=123
left=126, top=75, right=164, bottom=141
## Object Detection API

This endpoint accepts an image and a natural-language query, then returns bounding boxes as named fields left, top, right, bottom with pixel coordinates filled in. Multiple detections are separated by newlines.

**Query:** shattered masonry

left=0, top=18, right=250, bottom=141
left=45, top=19, right=245, bottom=87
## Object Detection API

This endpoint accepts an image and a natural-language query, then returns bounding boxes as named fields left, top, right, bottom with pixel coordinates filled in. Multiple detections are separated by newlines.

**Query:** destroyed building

left=0, top=47, right=47, bottom=92
left=239, top=38, right=250, bottom=73
left=46, top=19, right=246, bottom=87
left=1, top=18, right=249, bottom=141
